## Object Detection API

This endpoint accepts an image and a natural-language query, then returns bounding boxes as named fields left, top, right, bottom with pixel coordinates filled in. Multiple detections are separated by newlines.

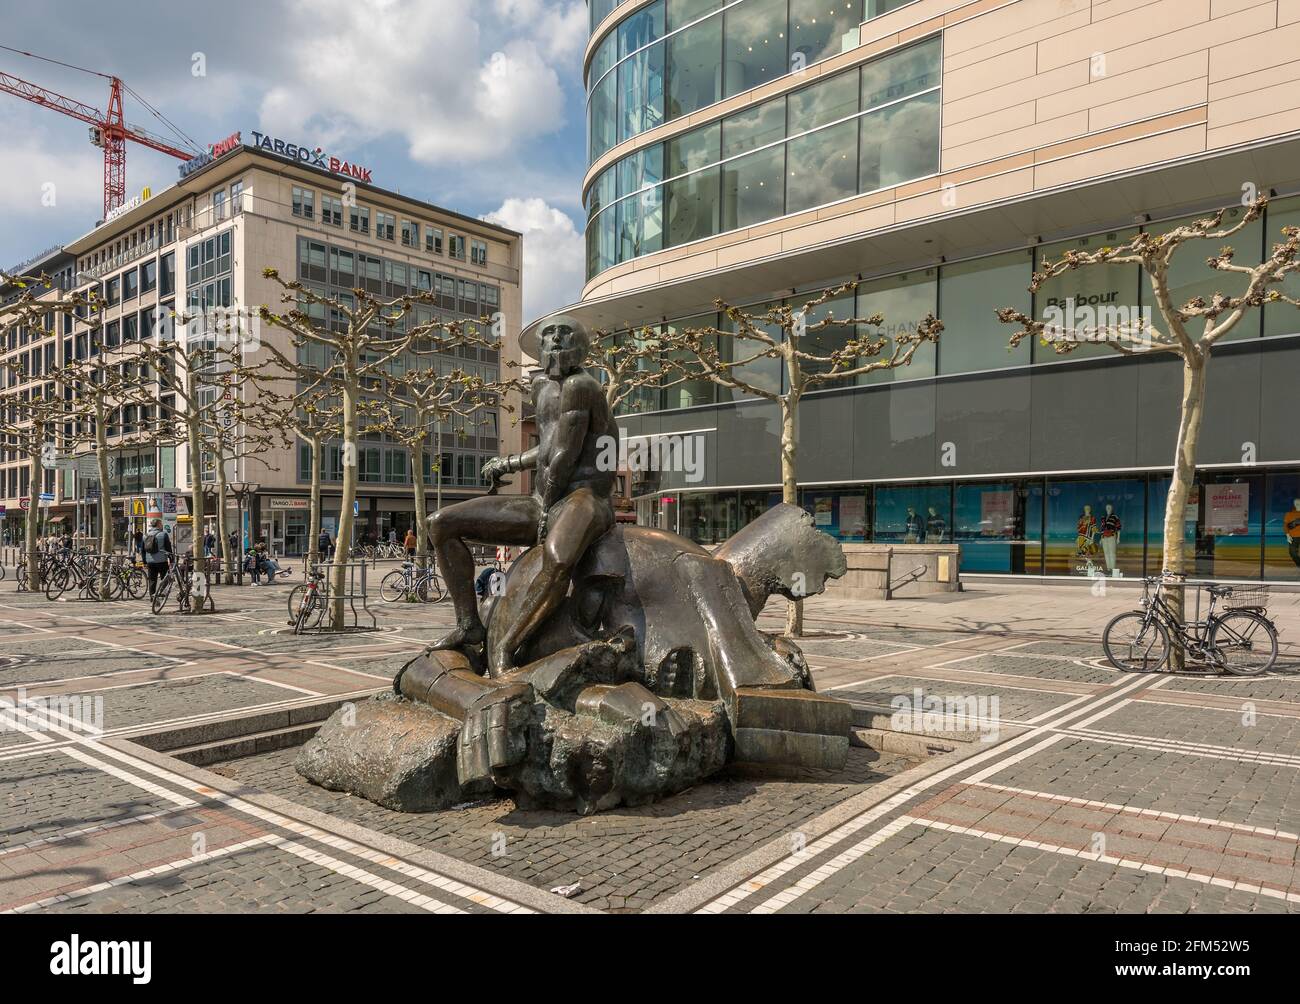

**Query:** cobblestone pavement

left=2, top=569, right=1299, bottom=914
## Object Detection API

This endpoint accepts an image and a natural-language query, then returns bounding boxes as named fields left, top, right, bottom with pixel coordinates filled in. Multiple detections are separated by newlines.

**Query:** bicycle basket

left=1225, top=585, right=1269, bottom=610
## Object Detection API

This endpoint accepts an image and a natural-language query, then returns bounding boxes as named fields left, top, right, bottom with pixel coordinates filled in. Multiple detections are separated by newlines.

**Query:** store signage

left=249, top=131, right=373, bottom=182
left=105, top=188, right=152, bottom=223
left=269, top=498, right=310, bottom=510
left=178, top=131, right=242, bottom=179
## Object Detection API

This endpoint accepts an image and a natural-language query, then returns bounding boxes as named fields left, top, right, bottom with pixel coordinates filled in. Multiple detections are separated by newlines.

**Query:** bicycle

left=1103, top=575, right=1279, bottom=676
left=151, top=555, right=193, bottom=614
left=380, top=558, right=444, bottom=603
left=292, top=567, right=327, bottom=634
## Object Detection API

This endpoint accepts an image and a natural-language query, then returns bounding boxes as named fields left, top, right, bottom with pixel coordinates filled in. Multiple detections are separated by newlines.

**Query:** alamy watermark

left=889, top=688, right=1001, bottom=742
left=0, top=688, right=104, bottom=734
left=1041, top=296, right=1153, bottom=347
left=596, top=429, right=705, bottom=483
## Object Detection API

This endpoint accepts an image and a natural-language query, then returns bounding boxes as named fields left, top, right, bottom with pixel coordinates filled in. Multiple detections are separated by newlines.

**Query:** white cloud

left=258, top=0, right=576, bottom=166
left=0, top=127, right=103, bottom=235
left=482, top=197, right=585, bottom=324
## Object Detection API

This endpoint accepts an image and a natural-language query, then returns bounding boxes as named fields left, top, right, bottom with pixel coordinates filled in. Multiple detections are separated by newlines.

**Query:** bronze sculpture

left=298, top=314, right=853, bottom=814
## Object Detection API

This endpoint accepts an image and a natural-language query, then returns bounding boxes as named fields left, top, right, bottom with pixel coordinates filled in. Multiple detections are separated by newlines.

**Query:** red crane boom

left=0, top=68, right=194, bottom=218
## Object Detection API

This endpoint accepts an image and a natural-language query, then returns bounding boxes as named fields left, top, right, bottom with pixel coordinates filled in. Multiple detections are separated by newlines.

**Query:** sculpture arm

left=505, top=446, right=540, bottom=473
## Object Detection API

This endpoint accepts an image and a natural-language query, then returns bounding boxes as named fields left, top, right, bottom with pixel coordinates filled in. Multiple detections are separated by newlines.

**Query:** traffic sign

left=76, top=457, right=100, bottom=477
left=353, top=501, right=360, bottom=516
left=19, top=497, right=30, bottom=511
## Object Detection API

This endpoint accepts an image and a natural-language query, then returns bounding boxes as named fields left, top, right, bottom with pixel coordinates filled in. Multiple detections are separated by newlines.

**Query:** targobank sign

left=249, top=131, right=373, bottom=183
left=178, top=131, right=242, bottom=179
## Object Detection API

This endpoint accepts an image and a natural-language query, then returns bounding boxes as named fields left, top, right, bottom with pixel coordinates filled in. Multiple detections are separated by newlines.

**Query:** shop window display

left=802, top=488, right=870, bottom=542
left=874, top=484, right=951, bottom=544
left=953, top=482, right=1030, bottom=573
left=1265, top=471, right=1300, bottom=581
left=1044, top=478, right=1144, bottom=577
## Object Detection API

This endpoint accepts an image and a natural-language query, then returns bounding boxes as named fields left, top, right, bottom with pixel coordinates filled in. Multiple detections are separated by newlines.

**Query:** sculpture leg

left=428, top=495, right=539, bottom=651
left=494, top=489, right=612, bottom=671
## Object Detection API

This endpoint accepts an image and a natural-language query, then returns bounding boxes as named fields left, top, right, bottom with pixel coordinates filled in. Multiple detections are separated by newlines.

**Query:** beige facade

left=566, top=0, right=1300, bottom=332
left=1, top=144, right=523, bottom=553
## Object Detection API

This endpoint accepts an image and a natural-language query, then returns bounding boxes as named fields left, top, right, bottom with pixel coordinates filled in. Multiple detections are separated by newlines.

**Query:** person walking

left=132, top=529, right=145, bottom=567
left=317, top=529, right=334, bottom=564
left=143, top=518, right=172, bottom=601
left=203, top=528, right=216, bottom=559
left=403, top=527, right=417, bottom=560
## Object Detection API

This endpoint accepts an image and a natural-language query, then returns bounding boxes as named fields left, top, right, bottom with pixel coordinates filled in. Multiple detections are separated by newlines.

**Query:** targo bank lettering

left=250, top=131, right=373, bottom=182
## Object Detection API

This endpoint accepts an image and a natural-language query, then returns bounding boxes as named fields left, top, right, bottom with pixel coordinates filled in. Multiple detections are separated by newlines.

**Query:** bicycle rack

left=296, top=561, right=377, bottom=633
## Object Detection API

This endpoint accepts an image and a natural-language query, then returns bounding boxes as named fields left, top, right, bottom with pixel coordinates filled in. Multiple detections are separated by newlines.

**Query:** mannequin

left=1285, top=498, right=1300, bottom=569
left=925, top=506, right=946, bottom=543
left=1075, top=505, right=1098, bottom=558
left=904, top=506, right=921, bottom=544
left=1099, top=503, right=1122, bottom=574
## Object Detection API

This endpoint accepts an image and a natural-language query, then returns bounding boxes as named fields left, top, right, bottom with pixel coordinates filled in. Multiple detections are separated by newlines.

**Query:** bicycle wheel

left=419, top=573, right=444, bottom=603
left=286, top=583, right=306, bottom=621
left=16, top=562, right=28, bottom=591
left=380, top=570, right=407, bottom=603
left=0, top=563, right=6, bottom=581
left=125, top=568, right=147, bottom=600
left=151, top=574, right=172, bottom=614
left=1209, top=610, right=1278, bottom=676
left=293, top=589, right=320, bottom=635
left=44, top=566, right=70, bottom=601
left=1103, top=611, right=1169, bottom=672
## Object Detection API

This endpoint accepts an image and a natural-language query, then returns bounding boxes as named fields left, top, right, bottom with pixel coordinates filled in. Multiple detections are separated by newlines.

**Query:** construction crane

left=0, top=45, right=198, bottom=218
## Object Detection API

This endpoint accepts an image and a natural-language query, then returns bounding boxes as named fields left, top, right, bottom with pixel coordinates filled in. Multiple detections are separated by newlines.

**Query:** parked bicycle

left=151, top=554, right=194, bottom=614
left=1102, top=575, right=1279, bottom=676
left=380, top=558, right=445, bottom=603
left=291, top=567, right=328, bottom=634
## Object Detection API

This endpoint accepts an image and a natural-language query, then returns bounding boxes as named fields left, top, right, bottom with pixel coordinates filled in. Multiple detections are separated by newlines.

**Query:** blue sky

left=0, top=0, right=590, bottom=323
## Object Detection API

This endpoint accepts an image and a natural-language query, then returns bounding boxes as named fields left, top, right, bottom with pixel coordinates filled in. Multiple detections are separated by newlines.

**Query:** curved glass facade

left=587, top=0, right=870, bottom=163
left=586, top=35, right=941, bottom=280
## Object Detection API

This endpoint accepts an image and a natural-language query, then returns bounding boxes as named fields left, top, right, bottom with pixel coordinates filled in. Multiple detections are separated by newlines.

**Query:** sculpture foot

left=428, top=621, right=486, bottom=654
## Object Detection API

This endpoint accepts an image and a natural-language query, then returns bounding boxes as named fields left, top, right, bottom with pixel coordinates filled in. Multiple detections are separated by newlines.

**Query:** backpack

left=145, top=531, right=163, bottom=555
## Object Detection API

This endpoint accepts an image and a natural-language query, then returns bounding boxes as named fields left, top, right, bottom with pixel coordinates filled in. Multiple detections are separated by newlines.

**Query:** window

left=938, top=251, right=1034, bottom=374
left=470, top=240, right=488, bottom=266
left=618, top=38, right=665, bottom=142
left=665, top=167, right=720, bottom=247
left=858, top=89, right=940, bottom=193
left=350, top=205, right=370, bottom=234
left=107, top=277, right=120, bottom=305
left=321, top=195, right=344, bottom=227
left=448, top=234, right=466, bottom=260
left=140, top=258, right=157, bottom=294
left=790, top=0, right=861, bottom=67
left=721, top=144, right=784, bottom=231
left=723, top=0, right=787, bottom=98
left=401, top=220, right=419, bottom=247
left=858, top=270, right=938, bottom=383
left=160, top=252, right=175, bottom=296
left=665, top=11, right=721, bottom=120
left=123, top=267, right=138, bottom=301
left=785, top=120, right=856, bottom=214
left=213, top=188, right=227, bottom=221
left=426, top=227, right=443, bottom=255
left=1034, top=228, right=1140, bottom=361
left=721, top=96, right=785, bottom=158
left=230, top=179, right=244, bottom=213
left=292, top=186, right=314, bottom=219
left=376, top=212, right=396, bottom=241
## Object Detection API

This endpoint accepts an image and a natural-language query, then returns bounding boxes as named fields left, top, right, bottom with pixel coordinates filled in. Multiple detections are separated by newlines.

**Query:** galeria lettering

left=50, top=936, right=151, bottom=985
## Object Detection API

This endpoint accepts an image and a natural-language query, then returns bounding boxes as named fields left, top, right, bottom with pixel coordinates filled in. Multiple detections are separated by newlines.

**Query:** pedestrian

left=143, top=518, right=172, bottom=601
left=253, top=539, right=290, bottom=583
left=388, top=527, right=398, bottom=547
left=133, top=529, right=145, bottom=566
left=317, top=529, right=334, bottom=563
left=203, top=528, right=216, bottom=559
left=228, top=530, right=239, bottom=559
left=403, top=527, right=417, bottom=560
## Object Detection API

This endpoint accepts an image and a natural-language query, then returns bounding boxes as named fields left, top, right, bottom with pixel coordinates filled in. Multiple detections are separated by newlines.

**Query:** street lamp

left=228, top=481, right=259, bottom=577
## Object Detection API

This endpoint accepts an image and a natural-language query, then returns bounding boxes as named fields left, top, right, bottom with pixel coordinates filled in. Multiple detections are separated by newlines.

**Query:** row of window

left=0, top=301, right=176, bottom=389
left=606, top=195, right=1300, bottom=413
left=588, top=0, right=920, bottom=162
left=296, top=443, right=497, bottom=488
left=652, top=469, right=1300, bottom=582
left=291, top=186, right=489, bottom=266
left=90, top=253, right=177, bottom=313
left=296, top=238, right=501, bottom=319
left=586, top=36, right=940, bottom=278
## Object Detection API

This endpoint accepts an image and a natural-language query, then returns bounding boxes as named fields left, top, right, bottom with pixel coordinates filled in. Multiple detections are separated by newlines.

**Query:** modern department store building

left=549, top=0, right=1300, bottom=582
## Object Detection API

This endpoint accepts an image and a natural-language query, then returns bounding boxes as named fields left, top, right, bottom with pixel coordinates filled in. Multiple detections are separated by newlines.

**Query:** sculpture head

left=714, top=503, right=848, bottom=617
left=535, top=314, right=590, bottom=377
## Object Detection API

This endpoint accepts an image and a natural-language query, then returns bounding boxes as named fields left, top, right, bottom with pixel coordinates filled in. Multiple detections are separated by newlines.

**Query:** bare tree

left=0, top=271, right=94, bottom=587
left=588, top=325, right=684, bottom=413
left=257, top=270, right=500, bottom=628
left=997, top=194, right=1300, bottom=661
left=661, top=282, right=942, bottom=636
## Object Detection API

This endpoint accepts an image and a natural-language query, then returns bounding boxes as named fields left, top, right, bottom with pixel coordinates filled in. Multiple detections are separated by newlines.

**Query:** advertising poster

left=1208, top=484, right=1249, bottom=535
left=814, top=497, right=833, bottom=527
left=981, top=490, right=1015, bottom=536
left=840, top=496, right=866, bottom=538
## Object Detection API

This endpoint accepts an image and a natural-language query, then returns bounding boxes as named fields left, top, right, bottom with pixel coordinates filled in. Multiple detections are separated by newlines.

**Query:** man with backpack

left=143, top=518, right=172, bottom=600
left=317, top=529, right=334, bottom=563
